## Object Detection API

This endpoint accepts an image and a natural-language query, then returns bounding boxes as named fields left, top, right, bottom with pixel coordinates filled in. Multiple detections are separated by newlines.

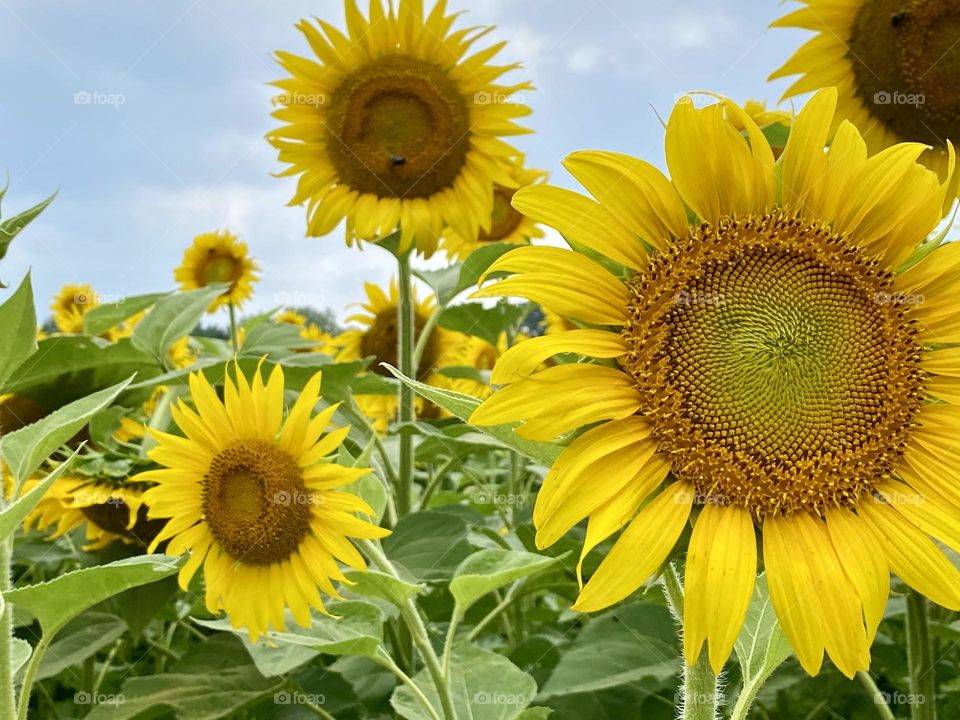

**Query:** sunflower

left=468, top=89, right=960, bottom=679
left=276, top=310, right=337, bottom=354
left=437, top=334, right=500, bottom=400
left=268, top=0, right=532, bottom=256
left=539, top=306, right=575, bottom=336
left=50, top=283, right=99, bottom=334
left=175, top=231, right=259, bottom=312
left=337, top=280, right=456, bottom=429
left=23, top=477, right=161, bottom=550
left=771, top=0, right=960, bottom=209
left=440, top=158, right=546, bottom=261
left=134, top=364, right=388, bottom=641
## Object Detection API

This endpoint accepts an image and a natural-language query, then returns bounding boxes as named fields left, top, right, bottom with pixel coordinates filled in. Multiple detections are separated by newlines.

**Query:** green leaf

left=392, top=642, right=537, bottom=720
left=343, top=569, right=423, bottom=606
left=239, top=321, right=312, bottom=358
left=35, top=612, right=127, bottom=681
left=733, top=574, right=792, bottom=685
left=0, top=377, right=133, bottom=485
left=382, top=510, right=473, bottom=581
left=416, top=243, right=518, bottom=306
left=4, top=554, right=181, bottom=635
left=0, top=447, right=80, bottom=540
left=0, top=273, right=37, bottom=389
left=537, top=604, right=678, bottom=699
left=760, top=121, right=790, bottom=152
left=131, top=284, right=228, bottom=363
left=3, top=336, right=160, bottom=410
left=83, top=292, right=167, bottom=337
left=382, top=364, right=561, bottom=466
left=450, top=549, right=564, bottom=617
left=85, top=664, right=283, bottom=720
left=518, top=709, right=553, bottom=720
left=10, top=638, right=31, bottom=676
left=0, top=190, right=56, bottom=261
left=196, top=600, right=385, bottom=659
left=438, top=302, right=531, bottom=348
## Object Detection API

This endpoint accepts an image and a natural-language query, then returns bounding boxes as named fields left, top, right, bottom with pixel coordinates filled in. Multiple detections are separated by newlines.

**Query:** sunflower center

left=361, top=309, right=441, bottom=379
left=849, top=0, right=960, bottom=145
left=479, top=186, right=524, bottom=242
left=326, top=55, right=471, bottom=199
left=201, top=440, right=312, bottom=565
left=621, top=212, right=924, bottom=517
left=199, top=254, right=239, bottom=286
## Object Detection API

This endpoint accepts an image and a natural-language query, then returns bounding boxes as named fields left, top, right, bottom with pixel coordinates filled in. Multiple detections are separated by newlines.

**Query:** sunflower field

left=4, top=0, right=960, bottom=719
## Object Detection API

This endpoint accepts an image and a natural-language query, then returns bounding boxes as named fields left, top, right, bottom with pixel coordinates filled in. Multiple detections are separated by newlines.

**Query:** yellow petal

left=491, top=329, right=627, bottom=384
left=573, top=481, right=693, bottom=612
left=684, top=503, right=757, bottom=675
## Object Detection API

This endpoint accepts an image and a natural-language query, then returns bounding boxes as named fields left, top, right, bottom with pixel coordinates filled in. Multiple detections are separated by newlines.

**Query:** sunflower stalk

left=662, top=563, right=721, bottom=720
left=0, top=532, right=16, bottom=720
left=396, top=250, right=417, bottom=515
left=906, top=590, right=937, bottom=720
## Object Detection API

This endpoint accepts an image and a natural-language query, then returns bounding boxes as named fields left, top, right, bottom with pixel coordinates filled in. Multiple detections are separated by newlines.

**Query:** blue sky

left=0, top=0, right=809, bottom=326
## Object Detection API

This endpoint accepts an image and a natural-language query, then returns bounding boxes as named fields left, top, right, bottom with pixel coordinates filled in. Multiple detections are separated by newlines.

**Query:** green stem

left=376, top=649, right=443, bottom=720
left=466, top=582, right=521, bottom=642
left=229, top=301, right=239, bottom=349
left=412, top=309, right=440, bottom=370
left=396, top=252, right=417, bottom=516
left=361, top=541, right=456, bottom=720
left=662, top=563, right=719, bottom=720
left=858, top=672, right=896, bottom=720
left=0, top=534, right=16, bottom=720
left=906, top=590, right=937, bottom=720
left=17, top=634, right=50, bottom=720
left=441, top=615, right=460, bottom=684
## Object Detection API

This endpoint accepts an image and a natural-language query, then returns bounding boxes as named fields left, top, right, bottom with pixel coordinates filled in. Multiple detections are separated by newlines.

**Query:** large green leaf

left=416, top=243, right=518, bottom=306
left=35, top=612, right=127, bottom=681
left=343, top=569, right=423, bottom=607
left=450, top=549, right=564, bottom=617
left=83, top=292, right=167, bottom=337
left=0, top=377, right=132, bottom=485
left=85, top=665, right=283, bottom=720
left=5, top=554, right=181, bottom=635
left=537, top=605, right=678, bottom=699
left=3, top=336, right=159, bottom=410
left=382, top=364, right=561, bottom=466
left=733, top=574, right=792, bottom=690
left=382, top=510, right=474, bottom=581
left=131, top=284, right=228, bottom=363
left=438, top=302, right=532, bottom=348
left=0, top=273, right=37, bottom=389
left=0, top=447, right=80, bottom=540
left=195, top=600, right=385, bottom=659
left=392, top=641, right=537, bottom=720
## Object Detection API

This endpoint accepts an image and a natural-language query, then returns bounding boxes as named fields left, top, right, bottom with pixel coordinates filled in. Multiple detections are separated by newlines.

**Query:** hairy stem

left=396, top=252, right=417, bottom=516
left=906, top=590, right=937, bottom=720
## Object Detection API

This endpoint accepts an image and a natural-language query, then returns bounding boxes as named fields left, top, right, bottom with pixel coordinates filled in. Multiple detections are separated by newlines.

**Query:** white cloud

left=566, top=45, right=603, bottom=75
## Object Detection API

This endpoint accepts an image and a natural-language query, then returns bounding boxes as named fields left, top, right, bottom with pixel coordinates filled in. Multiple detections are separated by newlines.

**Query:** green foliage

left=0, top=187, right=56, bottom=287
left=0, top=273, right=37, bottom=389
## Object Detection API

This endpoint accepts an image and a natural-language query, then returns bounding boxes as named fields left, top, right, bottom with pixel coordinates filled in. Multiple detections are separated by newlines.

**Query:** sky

left=0, top=0, right=810, bottom=327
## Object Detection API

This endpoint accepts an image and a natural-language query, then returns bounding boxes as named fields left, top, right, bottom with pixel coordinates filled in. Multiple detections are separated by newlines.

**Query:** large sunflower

left=337, top=280, right=456, bottom=430
left=134, top=364, right=388, bottom=641
left=175, top=231, right=259, bottom=312
left=771, top=0, right=960, bottom=208
left=268, top=0, right=532, bottom=256
left=440, top=158, right=546, bottom=261
left=469, top=89, right=960, bottom=679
